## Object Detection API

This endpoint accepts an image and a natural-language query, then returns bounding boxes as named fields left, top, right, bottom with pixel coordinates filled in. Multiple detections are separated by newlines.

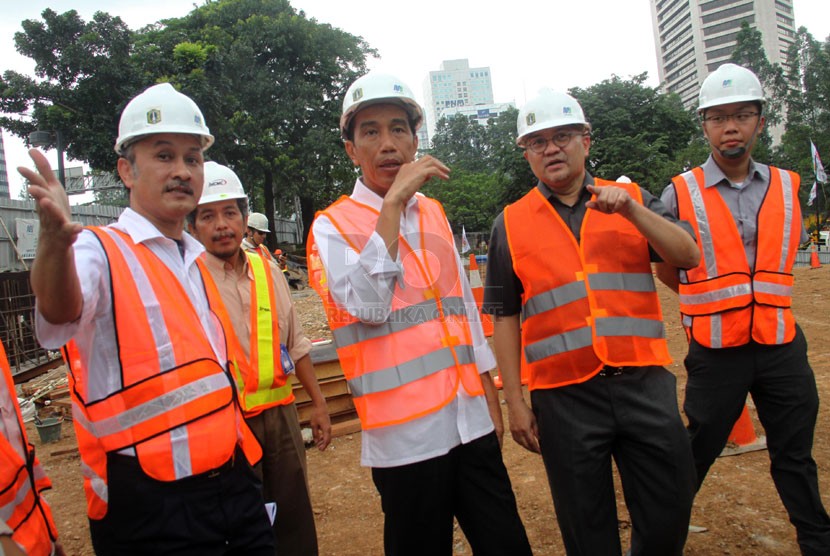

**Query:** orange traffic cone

left=469, top=254, right=494, bottom=337
left=721, top=403, right=767, bottom=457
left=810, top=242, right=822, bottom=269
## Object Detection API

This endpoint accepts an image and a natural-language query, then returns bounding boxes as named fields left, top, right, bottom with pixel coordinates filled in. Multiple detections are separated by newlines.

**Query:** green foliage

left=569, top=73, right=698, bottom=194
left=731, top=22, right=787, bottom=128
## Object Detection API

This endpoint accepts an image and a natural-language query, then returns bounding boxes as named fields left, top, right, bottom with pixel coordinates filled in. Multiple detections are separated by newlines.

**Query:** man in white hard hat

left=307, top=72, right=531, bottom=555
left=189, top=161, right=331, bottom=556
left=657, top=63, right=830, bottom=554
left=243, top=212, right=275, bottom=257
left=21, top=83, right=274, bottom=555
left=484, top=89, right=699, bottom=555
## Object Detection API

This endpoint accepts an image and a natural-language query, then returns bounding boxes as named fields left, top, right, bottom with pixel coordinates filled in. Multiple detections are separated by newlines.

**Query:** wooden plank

left=292, top=376, right=348, bottom=403
left=297, top=394, right=354, bottom=424
left=330, top=418, right=361, bottom=437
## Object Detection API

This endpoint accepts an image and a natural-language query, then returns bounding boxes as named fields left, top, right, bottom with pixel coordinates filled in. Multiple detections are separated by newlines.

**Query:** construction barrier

left=468, top=254, right=493, bottom=337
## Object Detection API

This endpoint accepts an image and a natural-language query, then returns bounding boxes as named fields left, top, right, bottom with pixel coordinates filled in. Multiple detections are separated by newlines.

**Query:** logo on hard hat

left=526, top=113, right=536, bottom=126
left=194, top=115, right=203, bottom=126
left=393, top=84, right=403, bottom=93
left=353, top=88, right=364, bottom=102
left=563, top=106, right=572, bottom=115
left=208, top=178, right=227, bottom=187
left=722, top=79, right=732, bottom=88
left=146, top=109, right=162, bottom=125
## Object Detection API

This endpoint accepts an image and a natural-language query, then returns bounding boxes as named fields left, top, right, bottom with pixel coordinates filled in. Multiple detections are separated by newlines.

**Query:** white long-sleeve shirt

left=312, top=179, right=497, bottom=468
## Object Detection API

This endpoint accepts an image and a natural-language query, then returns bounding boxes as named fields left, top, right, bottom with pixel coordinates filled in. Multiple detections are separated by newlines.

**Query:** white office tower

left=650, top=0, right=796, bottom=108
left=0, top=131, right=9, bottom=198
left=422, top=59, right=495, bottom=145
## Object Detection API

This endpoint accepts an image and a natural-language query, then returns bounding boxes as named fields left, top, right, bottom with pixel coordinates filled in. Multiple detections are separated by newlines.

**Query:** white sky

left=2, top=0, right=829, bottom=197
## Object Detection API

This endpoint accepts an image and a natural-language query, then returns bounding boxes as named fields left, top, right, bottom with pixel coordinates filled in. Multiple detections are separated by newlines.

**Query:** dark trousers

left=532, top=366, right=696, bottom=556
left=684, top=325, right=830, bottom=555
left=371, top=431, right=532, bottom=556
left=89, top=451, right=275, bottom=556
left=247, top=403, right=318, bottom=556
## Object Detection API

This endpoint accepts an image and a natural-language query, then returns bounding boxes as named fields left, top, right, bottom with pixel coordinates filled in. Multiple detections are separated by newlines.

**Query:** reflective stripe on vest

left=308, top=195, right=484, bottom=429
left=0, top=343, right=58, bottom=555
left=505, top=181, right=671, bottom=390
left=199, top=251, right=293, bottom=415
left=674, top=166, right=800, bottom=347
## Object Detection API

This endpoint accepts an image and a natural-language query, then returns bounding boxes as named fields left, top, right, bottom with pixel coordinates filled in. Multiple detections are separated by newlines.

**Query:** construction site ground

left=25, top=265, right=830, bottom=555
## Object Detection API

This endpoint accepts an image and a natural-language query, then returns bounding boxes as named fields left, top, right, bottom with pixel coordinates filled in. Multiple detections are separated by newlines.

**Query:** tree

left=0, top=9, right=142, bottom=172
left=569, top=73, right=698, bottom=194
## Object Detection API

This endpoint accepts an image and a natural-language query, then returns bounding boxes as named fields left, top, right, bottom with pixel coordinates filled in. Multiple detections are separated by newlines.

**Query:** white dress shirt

left=311, top=178, right=496, bottom=468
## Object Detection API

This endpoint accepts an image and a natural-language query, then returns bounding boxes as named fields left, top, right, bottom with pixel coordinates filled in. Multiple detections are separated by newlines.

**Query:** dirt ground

left=27, top=266, right=830, bottom=555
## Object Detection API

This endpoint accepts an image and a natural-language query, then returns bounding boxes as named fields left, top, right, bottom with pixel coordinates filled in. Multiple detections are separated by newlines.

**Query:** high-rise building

left=0, top=130, right=10, bottom=198
left=422, top=59, right=495, bottom=145
left=650, top=0, right=796, bottom=109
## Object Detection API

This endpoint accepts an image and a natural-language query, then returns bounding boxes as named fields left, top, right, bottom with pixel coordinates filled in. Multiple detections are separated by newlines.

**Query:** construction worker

left=0, top=341, right=65, bottom=556
left=21, top=83, right=274, bottom=555
left=243, top=212, right=276, bottom=260
left=308, top=73, right=531, bottom=556
left=656, top=63, right=830, bottom=555
left=484, top=89, right=699, bottom=555
left=189, top=161, right=331, bottom=555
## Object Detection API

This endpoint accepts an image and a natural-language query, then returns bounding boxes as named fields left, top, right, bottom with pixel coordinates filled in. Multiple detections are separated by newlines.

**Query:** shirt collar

left=351, top=177, right=421, bottom=210
left=701, top=155, right=768, bottom=188
left=536, top=172, right=594, bottom=205
left=113, top=207, right=206, bottom=259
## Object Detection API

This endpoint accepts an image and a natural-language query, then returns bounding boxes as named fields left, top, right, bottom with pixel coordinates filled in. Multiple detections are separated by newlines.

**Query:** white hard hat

left=340, top=73, right=423, bottom=140
left=115, top=83, right=215, bottom=155
left=616, top=175, right=632, bottom=183
left=247, top=212, right=270, bottom=233
left=198, top=161, right=247, bottom=206
left=516, top=89, right=588, bottom=146
left=698, top=63, right=765, bottom=113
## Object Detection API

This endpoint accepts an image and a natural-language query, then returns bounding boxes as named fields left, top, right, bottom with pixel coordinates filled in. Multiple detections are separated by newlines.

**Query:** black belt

left=596, top=365, right=635, bottom=377
left=108, top=448, right=238, bottom=482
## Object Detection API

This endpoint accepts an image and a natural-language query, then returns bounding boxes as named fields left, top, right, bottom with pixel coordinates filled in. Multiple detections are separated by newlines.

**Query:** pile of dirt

left=29, top=266, right=830, bottom=555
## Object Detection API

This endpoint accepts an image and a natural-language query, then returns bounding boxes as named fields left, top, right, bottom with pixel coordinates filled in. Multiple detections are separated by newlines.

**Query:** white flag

left=460, top=226, right=471, bottom=254
left=808, top=181, right=817, bottom=206
left=811, top=140, right=827, bottom=183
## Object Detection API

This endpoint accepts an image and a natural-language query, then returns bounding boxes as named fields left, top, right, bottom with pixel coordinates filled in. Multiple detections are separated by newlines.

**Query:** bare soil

left=29, top=266, right=830, bottom=555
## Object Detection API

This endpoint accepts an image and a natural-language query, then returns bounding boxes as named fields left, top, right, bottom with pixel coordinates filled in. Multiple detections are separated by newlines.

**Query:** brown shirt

left=202, top=250, right=312, bottom=363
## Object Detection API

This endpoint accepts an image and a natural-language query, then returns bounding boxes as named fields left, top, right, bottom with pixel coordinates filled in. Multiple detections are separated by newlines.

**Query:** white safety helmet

left=247, top=212, right=270, bottom=233
left=616, top=175, right=632, bottom=183
left=516, top=89, right=588, bottom=146
left=198, top=161, right=247, bottom=206
left=340, top=73, right=423, bottom=140
left=115, top=82, right=215, bottom=155
left=698, top=63, right=765, bottom=113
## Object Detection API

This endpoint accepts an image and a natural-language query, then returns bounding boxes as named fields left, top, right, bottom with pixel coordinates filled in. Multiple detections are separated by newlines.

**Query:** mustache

left=211, top=232, right=238, bottom=242
left=164, top=180, right=194, bottom=195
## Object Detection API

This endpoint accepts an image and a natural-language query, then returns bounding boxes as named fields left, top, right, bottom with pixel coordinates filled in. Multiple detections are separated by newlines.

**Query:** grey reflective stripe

left=776, top=307, right=786, bottom=344
left=0, top=475, right=30, bottom=521
left=775, top=168, right=795, bottom=272
left=104, top=229, right=177, bottom=372
left=753, top=281, right=792, bottom=297
left=710, top=314, right=722, bottom=348
left=522, top=282, right=587, bottom=320
left=87, top=374, right=230, bottom=439
left=81, top=461, right=108, bottom=504
left=588, top=272, right=656, bottom=292
left=595, top=317, right=665, bottom=339
left=679, top=283, right=752, bottom=306
left=348, top=345, right=475, bottom=397
left=683, top=171, right=718, bottom=277
left=169, top=426, right=192, bottom=479
left=525, top=327, right=594, bottom=363
left=333, top=297, right=467, bottom=347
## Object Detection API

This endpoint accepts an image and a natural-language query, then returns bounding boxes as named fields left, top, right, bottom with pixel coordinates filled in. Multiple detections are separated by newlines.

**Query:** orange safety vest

left=673, top=166, right=801, bottom=348
left=0, top=344, right=58, bottom=556
left=504, top=180, right=671, bottom=391
left=307, top=195, right=484, bottom=429
left=63, top=227, right=262, bottom=520
left=198, top=250, right=294, bottom=417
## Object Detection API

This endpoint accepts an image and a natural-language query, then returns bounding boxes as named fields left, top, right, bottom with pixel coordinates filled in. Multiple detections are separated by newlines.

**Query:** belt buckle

left=601, top=365, right=625, bottom=377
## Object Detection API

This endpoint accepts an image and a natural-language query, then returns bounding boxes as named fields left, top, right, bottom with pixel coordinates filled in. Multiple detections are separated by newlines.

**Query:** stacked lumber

left=294, top=342, right=360, bottom=437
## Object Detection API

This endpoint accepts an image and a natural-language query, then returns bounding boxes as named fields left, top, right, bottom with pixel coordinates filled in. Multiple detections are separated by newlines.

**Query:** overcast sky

left=3, top=0, right=829, bottom=197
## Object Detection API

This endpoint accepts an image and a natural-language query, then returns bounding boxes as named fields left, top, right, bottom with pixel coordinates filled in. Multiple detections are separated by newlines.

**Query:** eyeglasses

left=524, top=131, right=587, bottom=154
left=702, top=112, right=759, bottom=126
